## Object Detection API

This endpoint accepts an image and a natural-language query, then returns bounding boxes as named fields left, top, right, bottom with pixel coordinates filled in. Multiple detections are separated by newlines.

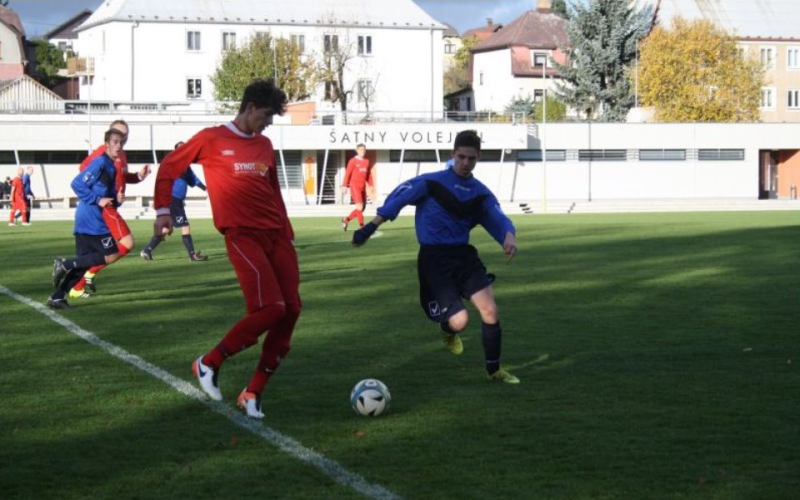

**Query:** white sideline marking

left=0, top=285, right=401, bottom=500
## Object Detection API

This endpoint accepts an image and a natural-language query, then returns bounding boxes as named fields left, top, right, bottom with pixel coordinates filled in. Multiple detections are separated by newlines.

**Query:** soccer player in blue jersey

left=21, top=166, right=34, bottom=225
left=140, top=141, right=208, bottom=261
left=48, top=129, right=125, bottom=309
left=352, top=129, right=520, bottom=384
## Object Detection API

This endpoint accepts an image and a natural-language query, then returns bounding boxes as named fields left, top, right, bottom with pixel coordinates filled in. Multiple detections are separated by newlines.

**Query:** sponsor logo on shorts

left=101, top=237, right=114, bottom=249
left=176, top=216, right=185, bottom=224
left=428, top=301, right=440, bottom=317
left=234, top=162, right=270, bottom=177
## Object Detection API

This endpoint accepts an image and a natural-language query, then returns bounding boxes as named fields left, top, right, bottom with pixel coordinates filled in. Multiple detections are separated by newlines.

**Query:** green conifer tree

left=552, top=0, right=652, bottom=121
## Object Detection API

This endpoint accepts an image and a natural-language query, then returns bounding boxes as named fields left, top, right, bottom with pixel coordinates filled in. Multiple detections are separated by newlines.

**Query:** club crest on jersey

left=221, top=149, right=235, bottom=156
left=234, top=162, right=270, bottom=176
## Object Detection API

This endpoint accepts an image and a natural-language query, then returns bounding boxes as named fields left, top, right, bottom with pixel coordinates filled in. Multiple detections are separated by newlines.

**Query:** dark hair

left=174, top=141, right=185, bottom=149
left=238, top=78, right=288, bottom=115
left=356, top=143, right=366, bottom=149
left=104, top=128, right=125, bottom=143
left=454, top=130, right=482, bottom=151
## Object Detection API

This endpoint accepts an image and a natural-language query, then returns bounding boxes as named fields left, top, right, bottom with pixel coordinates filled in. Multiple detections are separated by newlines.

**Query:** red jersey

left=10, top=176, right=24, bottom=202
left=154, top=122, right=293, bottom=236
left=80, top=146, right=140, bottom=194
left=343, top=156, right=372, bottom=189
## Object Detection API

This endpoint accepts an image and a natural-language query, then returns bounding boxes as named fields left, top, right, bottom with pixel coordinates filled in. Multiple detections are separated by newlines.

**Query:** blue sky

left=10, top=0, right=534, bottom=37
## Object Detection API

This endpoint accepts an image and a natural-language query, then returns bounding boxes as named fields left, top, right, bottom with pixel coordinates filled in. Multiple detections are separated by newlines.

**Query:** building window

left=444, top=43, right=455, bottom=54
left=698, top=149, right=745, bottom=161
left=736, top=45, right=747, bottom=59
left=357, top=79, right=374, bottom=102
left=788, top=47, right=800, bottom=69
left=324, top=81, right=338, bottom=101
left=479, top=71, right=484, bottom=85
left=324, top=34, right=339, bottom=53
left=187, top=78, right=202, bottom=99
left=578, top=150, right=627, bottom=161
left=222, top=31, right=236, bottom=51
left=291, top=34, right=305, bottom=53
left=788, top=89, right=800, bottom=109
left=187, top=31, right=201, bottom=51
left=760, top=46, right=775, bottom=69
left=639, top=149, right=687, bottom=161
left=358, top=35, right=372, bottom=55
left=518, top=150, right=567, bottom=161
left=533, top=89, right=544, bottom=102
left=531, top=52, right=548, bottom=67
left=761, top=87, right=776, bottom=109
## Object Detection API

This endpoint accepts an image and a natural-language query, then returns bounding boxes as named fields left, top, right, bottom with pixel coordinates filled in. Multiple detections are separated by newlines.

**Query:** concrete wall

left=3, top=118, right=800, bottom=203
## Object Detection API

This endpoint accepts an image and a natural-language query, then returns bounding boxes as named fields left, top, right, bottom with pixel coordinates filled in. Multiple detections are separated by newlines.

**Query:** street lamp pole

left=541, top=59, right=547, bottom=213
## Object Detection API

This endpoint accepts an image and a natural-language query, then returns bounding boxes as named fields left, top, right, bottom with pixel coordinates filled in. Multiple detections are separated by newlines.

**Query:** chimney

left=537, top=0, right=552, bottom=12
left=486, top=17, right=493, bottom=26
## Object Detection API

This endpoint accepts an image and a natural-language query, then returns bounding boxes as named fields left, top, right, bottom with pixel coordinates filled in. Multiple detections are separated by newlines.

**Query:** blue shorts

left=75, top=233, right=119, bottom=256
left=171, top=198, right=189, bottom=228
left=417, top=244, right=492, bottom=323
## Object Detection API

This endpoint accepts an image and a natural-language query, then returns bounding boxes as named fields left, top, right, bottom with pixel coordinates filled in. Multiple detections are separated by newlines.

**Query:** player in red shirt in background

left=340, top=143, right=373, bottom=231
left=69, top=120, right=151, bottom=298
left=7, top=167, right=27, bottom=226
left=153, top=78, right=300, bottom=420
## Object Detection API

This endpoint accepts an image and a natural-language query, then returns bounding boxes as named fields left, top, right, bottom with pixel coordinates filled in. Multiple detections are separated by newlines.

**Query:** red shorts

left=11, top=197, right=26, bottom=211
left=102, top=205, right=131, bottom=241
left=349, top=185, right=367, bottom=204
left=224, top=228, right=301, bottom=314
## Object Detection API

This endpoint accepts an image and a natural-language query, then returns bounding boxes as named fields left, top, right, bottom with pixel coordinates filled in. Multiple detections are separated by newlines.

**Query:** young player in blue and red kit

left=49, top=129, right=126, bottom=309
left=353, top=129, right=520, bottom=383
left=69, top=120, right=151, bottom=298
left=340, top=143, right=373, bottom=230
left=153, top=78, right=299, bottom=419
left=141, top=142, right=208, bottom=261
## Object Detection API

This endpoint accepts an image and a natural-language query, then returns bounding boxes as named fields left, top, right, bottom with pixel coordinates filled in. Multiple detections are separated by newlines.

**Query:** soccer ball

left=350, top=378, right=391, bottom=417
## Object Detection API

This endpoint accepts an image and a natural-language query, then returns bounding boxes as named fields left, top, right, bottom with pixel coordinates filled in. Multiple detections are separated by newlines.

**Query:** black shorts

left=171, top=198, right=189, bottom=228
left=75, top=233, right=119, bottom=256
left=418, top=244, right=492, bottom=324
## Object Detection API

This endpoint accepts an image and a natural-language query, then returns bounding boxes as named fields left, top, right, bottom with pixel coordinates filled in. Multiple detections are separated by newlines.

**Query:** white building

left=72, top=0, right=445, bottom=119
left=0, top=5, right=25, bottom=80
left=471, top=6, right=568, bottom=113
left=645, top=0, right=800, bottom=123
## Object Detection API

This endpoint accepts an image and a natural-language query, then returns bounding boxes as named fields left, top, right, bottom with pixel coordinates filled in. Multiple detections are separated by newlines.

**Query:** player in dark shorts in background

left=141, top=141, right=208, bottom=261
left=69, top=119, right=150, bottom=298
left=49, top=129, right=126, bottom=309
left=353, top=129, right=520, bottom=384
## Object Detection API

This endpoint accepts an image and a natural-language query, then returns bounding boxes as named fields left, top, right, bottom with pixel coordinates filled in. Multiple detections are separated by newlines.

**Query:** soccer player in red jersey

left=153, top=78, right=299, bottom=419
left=69, top=120, right=151, bottom=298
left=340, top=143, right=373, bottom=230
left=7, top=167, right=27, bottom=226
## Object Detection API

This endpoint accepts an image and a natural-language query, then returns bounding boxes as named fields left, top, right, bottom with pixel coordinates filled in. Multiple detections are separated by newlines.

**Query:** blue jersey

left=71, top=154, right=117, bottom=235
left=22, top=173, right=33, bottom=196
left=377, top=168, right=515, bottom=246
left=172, top=167, right=205, bottom=200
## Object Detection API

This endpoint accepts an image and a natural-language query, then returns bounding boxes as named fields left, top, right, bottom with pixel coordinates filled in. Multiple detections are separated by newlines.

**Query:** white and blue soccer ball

left=350, top=378, right=391, bottom=417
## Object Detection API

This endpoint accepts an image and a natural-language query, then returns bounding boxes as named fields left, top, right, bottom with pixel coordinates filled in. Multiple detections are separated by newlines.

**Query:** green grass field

left=1, top=212, right=798, bottom=500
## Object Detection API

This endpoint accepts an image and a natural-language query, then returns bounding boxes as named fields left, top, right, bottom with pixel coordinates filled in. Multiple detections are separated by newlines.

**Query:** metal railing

left=0, top=100, right=539, bottom=124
